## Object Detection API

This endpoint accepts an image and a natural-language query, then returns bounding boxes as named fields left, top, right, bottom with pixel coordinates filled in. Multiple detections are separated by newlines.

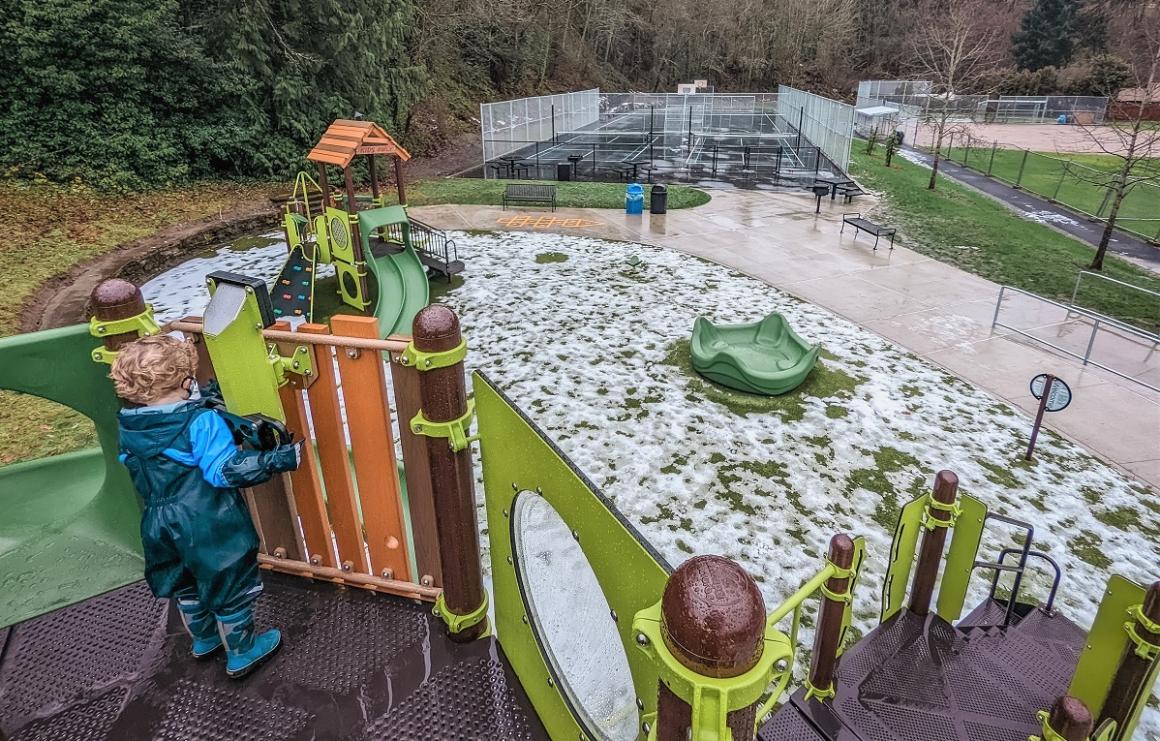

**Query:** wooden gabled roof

left=307, top=119, right=412, bottom=169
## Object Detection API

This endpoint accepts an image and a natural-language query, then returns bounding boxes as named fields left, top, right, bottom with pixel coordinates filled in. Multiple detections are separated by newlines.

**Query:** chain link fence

left=478, top=88, right=853, bottom=186
left=928, top=131, right=1160, bottom=242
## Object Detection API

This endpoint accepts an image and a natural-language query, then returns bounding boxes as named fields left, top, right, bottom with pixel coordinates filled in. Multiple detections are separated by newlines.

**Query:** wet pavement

left=411, top=191, right=1160, bottom=490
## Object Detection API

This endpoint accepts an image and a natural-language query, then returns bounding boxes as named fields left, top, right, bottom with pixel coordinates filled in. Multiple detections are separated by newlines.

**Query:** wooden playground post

left=909, top=470, right=959, bottom=617
left=316, top=163, right=332, bottom=207
left=394, top=156, right=407, bottom=206
left=655, top=555, right=765, bottom=741
left=90, top=279, right=147, bottom=353
left=1099, top=581, right=1160, bottom=734
left=1044, top=696, right=1094, bottom=741
left=808, top=534, right=855, bottom=698
left=413, top=305, right=486, bottom=639
left=368, top=154, right=380, bottom=204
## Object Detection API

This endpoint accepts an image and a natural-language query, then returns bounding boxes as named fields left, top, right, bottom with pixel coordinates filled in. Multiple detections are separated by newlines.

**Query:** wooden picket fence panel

left=175, top=317, right=442, bottom=601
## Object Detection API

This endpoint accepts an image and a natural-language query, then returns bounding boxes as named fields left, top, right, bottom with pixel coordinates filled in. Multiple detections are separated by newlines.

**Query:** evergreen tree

left=1012, top=0, right=1080, bottom=71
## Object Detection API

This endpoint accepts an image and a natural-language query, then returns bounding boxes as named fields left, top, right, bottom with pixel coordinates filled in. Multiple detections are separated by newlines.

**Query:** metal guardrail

left=991, top=284, right=1160, bottom=393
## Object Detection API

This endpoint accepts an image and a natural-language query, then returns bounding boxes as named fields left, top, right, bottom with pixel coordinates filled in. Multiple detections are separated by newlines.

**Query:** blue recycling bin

left=625, top=183, right=645, bottom=215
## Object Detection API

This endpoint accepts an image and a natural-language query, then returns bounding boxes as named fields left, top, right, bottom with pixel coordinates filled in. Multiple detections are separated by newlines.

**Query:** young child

left=110, top=335, right=301, bottom=678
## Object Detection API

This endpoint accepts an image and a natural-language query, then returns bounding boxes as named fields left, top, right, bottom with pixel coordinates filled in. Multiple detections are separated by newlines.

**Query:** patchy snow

left=897, top=149, right=931, bottom=168
left=144, top=230, right=1159, bottom=733
left=1021, top=209, right=1081, bottom=227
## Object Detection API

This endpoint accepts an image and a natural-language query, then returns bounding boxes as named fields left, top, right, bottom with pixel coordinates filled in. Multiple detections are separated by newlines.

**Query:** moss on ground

left=1071, top=532, right=1113, bottom=569
left=534, top=251, right=568, bottom=264
left=661, top=339, right=863, bottom=420
left=845, top=447, right=922, bottom=530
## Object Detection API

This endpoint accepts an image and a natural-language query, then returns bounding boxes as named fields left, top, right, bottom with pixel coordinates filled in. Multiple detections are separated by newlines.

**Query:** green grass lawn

left=383, top=177, right=710, bottom=210
left=939, top=146, right=1160, bottom=238
left=0, top=180, right=285, bottom=465
left=850, top=148, right=1160, bottom=332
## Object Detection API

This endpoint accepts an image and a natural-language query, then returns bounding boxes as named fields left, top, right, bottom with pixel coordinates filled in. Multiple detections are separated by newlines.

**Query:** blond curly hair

left=109, top=335, right=198, bottom=405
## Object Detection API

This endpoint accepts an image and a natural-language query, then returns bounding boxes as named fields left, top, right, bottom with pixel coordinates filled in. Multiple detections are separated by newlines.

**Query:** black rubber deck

left=759, top=602, right=1086, bottom=741
left=0, top=572, right=547, bottom=740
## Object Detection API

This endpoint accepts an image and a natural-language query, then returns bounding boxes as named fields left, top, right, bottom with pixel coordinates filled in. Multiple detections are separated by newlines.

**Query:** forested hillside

left=0, top=0, right=1149, bottom=187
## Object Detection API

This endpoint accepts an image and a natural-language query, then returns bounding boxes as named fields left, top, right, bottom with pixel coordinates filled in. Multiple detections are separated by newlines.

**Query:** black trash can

left=650, top=183, right=668, bottom=215
left=894, top=129, right=905, bottom=145
left=557, top=162, right=572, bottom=182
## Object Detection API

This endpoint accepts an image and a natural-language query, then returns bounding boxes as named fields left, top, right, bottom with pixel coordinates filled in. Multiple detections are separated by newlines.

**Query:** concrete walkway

left=411, top=190, right=1160, bottom=490
left=902, top=146, right=1160, bottom=272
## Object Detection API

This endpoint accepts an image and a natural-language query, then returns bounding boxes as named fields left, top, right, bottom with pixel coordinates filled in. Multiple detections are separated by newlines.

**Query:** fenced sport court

left=479, top=88, right=854, bottom=188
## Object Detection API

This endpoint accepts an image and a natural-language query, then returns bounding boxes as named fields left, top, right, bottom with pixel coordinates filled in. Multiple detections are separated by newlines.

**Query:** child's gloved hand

left=263, top=441, right=302, bottom=474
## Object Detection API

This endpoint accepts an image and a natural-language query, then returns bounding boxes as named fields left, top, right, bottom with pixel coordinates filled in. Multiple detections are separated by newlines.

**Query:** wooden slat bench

left=841, top=213, right=896, bottom=251
left=503, top=184, right=557, bottom=211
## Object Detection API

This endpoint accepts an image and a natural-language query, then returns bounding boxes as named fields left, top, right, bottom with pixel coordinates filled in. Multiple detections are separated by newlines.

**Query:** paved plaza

left=412, top=190, right=1160, bottom=489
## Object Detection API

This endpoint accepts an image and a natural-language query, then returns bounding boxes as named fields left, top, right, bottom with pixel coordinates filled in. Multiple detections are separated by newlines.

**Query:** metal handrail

left=992, top=284, right=1160, bottom=394
left=969, top=512, right=1034, bottom=627
left=988, top=548, right=1062, bottom=613
left=1070, top=270, right=1160, bottom=314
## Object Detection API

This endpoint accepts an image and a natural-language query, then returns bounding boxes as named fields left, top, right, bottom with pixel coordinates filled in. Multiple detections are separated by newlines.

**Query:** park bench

left=503, top=183, right=557, bottom=212
left=841, top=213, right=896, bottom=251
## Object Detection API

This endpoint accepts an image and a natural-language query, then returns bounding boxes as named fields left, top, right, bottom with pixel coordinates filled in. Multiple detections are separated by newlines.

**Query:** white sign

left=1030, top=374, right=1072, bottom=412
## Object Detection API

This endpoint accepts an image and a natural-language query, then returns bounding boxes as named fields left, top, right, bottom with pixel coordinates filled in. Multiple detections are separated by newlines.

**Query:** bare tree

left=1071, top=9, right=1160, bottom=270
left=910, top=1, right=1002, bottom=189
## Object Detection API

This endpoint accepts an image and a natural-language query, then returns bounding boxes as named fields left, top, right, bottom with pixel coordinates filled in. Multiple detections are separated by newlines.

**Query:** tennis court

left=479, top=88, right=854, bottom=188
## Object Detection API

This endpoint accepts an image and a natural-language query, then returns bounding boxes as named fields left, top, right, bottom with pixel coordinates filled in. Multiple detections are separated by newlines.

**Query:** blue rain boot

left=176, top=596, right=223, bottom=658
left=215, top=608, right=282, bottom=678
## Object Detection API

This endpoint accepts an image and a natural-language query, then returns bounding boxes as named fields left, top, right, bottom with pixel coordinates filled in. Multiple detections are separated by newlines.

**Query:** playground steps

left=0, top=573, right=547, bottom=741
left=759, top=603, right=1085, bottom=741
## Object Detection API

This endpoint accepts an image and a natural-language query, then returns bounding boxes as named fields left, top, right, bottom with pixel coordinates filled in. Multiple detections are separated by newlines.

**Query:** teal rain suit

left=117, top=400, right=299, bottom=614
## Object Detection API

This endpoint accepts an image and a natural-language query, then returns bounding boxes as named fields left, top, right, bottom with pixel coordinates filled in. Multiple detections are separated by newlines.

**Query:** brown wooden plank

left=331, top=315, right=412, bottom=581
left=244, top=475, right=304, bottom=559
left=279, top=382, right=336, bottom=567
left=307, top=150, right=350, bottom=167
left=389, top=349, right=443, bottom=587
left=301, top=323, right=370, bottom=573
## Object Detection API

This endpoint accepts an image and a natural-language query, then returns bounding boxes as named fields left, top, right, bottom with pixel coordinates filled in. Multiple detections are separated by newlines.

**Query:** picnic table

left=815, top=176, right=856, bottom=200
left=619, top=159, right=654, bottom=182
left=496, top=155, right=532, bottom=179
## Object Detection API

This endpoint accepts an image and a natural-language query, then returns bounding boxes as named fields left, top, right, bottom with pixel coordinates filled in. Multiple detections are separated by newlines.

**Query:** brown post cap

left=932, top=469, right=959, bottom=503
left=1047, top=696, right=1093, bottom=741
left=90, top=278, right=145, bottom=320
left=412, top=304, right=460, bottom=350
left=661, top=555, right=766, bottom=679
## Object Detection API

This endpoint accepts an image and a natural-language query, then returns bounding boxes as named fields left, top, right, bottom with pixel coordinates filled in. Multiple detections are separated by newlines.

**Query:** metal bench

left=841, top=212, right=896, bottom=251
left=502, top=184, right=557, bottom=212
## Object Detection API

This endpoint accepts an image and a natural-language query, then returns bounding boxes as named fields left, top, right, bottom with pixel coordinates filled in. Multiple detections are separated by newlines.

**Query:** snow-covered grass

left=144, top=230, right=1159, bottom=732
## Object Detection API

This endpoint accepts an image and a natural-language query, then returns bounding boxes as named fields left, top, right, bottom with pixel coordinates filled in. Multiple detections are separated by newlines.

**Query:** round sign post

left=1026, top=373, right=1073, bottom=460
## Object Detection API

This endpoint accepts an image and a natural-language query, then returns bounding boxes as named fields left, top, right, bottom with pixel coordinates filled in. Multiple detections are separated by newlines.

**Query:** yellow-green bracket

left=411, top=398, right=478, bottom=452
left=433, top=591, right=490, bottom=636
left=89, top=307, right=162, bottom=364
left=273, top=344, right=315, bottom=382
left=632, top=600, right=794, bottom=741
left=398, top=338, right=467, bottom=371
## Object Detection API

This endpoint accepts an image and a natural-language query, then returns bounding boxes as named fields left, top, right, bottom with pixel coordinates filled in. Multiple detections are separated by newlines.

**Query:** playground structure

left=271, top=119, right=462, bottom=336
left=690, top=313, right=821, bottom=396
left=0, top=270, right=1158, bottom=739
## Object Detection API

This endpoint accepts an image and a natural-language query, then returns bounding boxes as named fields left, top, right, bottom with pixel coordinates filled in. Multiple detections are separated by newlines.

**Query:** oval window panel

left=511, top=492, right=639, bottom=740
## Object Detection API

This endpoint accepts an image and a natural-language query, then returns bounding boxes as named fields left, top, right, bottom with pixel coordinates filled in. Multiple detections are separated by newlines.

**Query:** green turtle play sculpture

left=690, top=312, right=821, bottom=395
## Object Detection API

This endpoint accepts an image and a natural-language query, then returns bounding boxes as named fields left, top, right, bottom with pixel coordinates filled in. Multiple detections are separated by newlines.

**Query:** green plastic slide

left=357, top=206, right=430, bottom=337
left=690, top=313, right=821, bottom=396
left=0, top=325, right=145, bottom=627
left=367, top=244, right=430, bottom=337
